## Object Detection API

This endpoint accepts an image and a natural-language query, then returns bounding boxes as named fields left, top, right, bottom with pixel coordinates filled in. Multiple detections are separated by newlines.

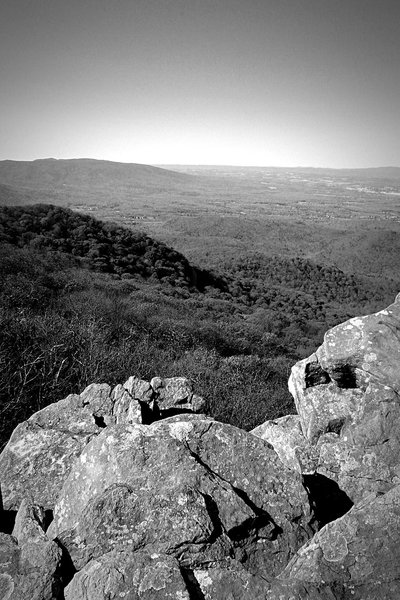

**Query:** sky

left=1, top=0, right=399, bottom=168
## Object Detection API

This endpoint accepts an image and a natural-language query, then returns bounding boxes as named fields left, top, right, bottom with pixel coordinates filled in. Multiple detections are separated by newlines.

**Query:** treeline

left=0, top=204, right=228, bottom=293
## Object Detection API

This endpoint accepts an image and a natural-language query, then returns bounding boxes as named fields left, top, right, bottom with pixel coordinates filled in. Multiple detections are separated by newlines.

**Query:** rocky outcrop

left=257, top=294, right=400, bottom=504
left=48, top=415, right=311, bottom=576
left=1, top=296, right=400, bottom=598
left=0, top=376, right=206, bottom=510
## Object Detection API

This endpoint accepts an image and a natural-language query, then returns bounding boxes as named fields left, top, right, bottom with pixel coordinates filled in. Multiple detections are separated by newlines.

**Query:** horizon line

left=0, top=157, right=399, bottom=171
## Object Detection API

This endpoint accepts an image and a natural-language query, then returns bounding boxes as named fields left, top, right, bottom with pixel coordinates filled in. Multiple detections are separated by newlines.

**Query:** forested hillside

left=0, top=204, right=228, bottom=292
left=0, top=204, right=397, bottom=449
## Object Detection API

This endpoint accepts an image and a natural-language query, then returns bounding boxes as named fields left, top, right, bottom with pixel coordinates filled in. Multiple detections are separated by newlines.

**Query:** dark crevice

left=305, top=362, right=331, bottom=388
left=228, top=514, right=277, bottom=543
left=184, top=442, right=226, bottom=486
left=139, top=400, right=157, bottom=425
left=93, top=414, right=106, bottom=428
left=0, top=509, right=17, bottom=534
left=175, top=397, right=192, bottom=406
left=330, top=365, right=359, bottom=389
left=229, top=486, right=282, bottom=542
left=43, top=509, right=54, bottom=532
left=325, top=417, right=346, bottom=436
left=54, top=538, right=77, bottom=593
left=180, top=568, right=207, bottom=600
left=200, top=493, right=224, bottom=543
left=303, top=473, right=354, bottom=529
left=138, top=397, right=201, bottom=426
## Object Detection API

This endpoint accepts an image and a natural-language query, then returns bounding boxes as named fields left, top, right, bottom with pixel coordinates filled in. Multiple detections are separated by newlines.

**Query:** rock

left=111, top=383, right=143, bottom=425
left=0, top=384, right=115, bottom=510
left=64, top=548, right=190, bottom=600
left=316, top=299, right=400, bottom=392
left=78, top=383, right=115, bottom=425
left=277, top=485, right=400, bottom=600
left=48, top=415, right=312, bottom=576
left=150, top=376, right=207, bottom=415
left=191, top=561, right=269, bottom=600
left=288, top=298, right=400, bottom=503
left=123, top=375, right=154, bottom=403
left=251, top=414, right=318, bottom=473
left=0, top=533, right=20, bottom=600
left=111, top=376, right=207, bottom=425
left=0, top=500, right=63, bottom=600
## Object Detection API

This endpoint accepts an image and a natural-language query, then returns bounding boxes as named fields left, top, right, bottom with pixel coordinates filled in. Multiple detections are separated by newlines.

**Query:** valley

left=1, top=160, right=399, bottom=280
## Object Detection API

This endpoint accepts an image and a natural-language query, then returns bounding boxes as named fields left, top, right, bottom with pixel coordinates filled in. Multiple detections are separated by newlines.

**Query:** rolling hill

left=0, top=158, right=193, bottom=189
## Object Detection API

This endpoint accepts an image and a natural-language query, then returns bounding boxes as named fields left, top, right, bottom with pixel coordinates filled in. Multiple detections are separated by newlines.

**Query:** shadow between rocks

left=303, top=473, right=354, bottom=529
left=0, top=509, right=17, bottom=534
left=180, top=568, right=207, bottom=600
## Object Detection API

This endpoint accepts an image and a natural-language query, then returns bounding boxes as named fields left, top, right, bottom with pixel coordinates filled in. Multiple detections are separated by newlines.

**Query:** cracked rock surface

left=48, top=415, right=311, bottom=577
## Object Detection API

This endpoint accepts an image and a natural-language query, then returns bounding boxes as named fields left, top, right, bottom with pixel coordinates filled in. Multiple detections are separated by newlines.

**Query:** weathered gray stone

left=277, top=485, right=400, bottom=599
left=287, top=297, right=400, bottom=503
left=3, top=296, right=400, bottom=598
left=123, top=376, right=154, bottom=403
left=48, top=415, right=311, bottom=576
left=150, top=376, right=207, bottom=414
left=0, top=500, right=62, bottom=600
left=111, top=384, right=142, bottom=425
left=191, top=561, right=269, bottom=600
left=0, top=375, right=207, bottom=510
left=316, top=298, right=400, bottom=392
left=0, top=384, right=115, bottom=510
left=251, top=414, right=318, bottom=473
left=65, top=548, right=190, bottom=600
left=112, top=376, right=206, bottom=425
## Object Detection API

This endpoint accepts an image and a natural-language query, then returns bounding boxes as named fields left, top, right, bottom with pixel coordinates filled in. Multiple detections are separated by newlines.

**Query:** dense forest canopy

left=0, top=204, right=397, bottom=449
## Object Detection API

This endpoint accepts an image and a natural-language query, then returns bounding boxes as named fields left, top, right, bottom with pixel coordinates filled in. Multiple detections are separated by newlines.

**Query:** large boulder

left=286, top=296, right=400, bottom=503
left=0, top=384, right=114, bottom=510
left=48, top=415, right=312, bottom=577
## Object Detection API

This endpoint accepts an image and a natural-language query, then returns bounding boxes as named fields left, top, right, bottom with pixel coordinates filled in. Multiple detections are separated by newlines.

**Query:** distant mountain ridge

left=0, top=158, right=192, bottom=190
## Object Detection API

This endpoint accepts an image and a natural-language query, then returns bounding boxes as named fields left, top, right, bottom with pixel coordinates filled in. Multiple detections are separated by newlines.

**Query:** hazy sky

left=1, top=0, right=399, bottom=167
